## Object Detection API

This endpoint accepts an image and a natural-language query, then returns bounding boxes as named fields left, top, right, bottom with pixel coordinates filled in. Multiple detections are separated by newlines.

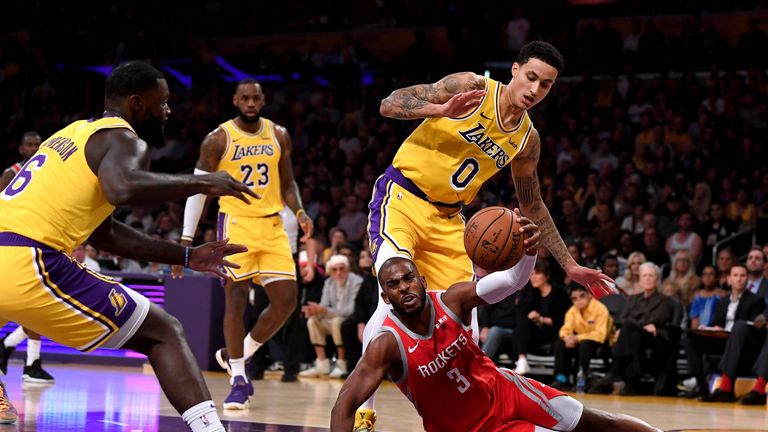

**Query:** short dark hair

left=517, top=41, right=564, bottom=73
left=568, top=283, right=589, bottom=297
left=729, top=263, right=748, bottom=273
left=105, top=61, right=164, bottom=101
left=377, top=256, right=415, bottom=287
left=533, top=261, right=551, bottom=278
left=236, top=78, right=260, bottom=93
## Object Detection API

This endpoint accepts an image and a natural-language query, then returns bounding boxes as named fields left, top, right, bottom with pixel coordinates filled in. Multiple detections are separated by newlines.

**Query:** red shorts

left=486, top=369, right=580, bottom=431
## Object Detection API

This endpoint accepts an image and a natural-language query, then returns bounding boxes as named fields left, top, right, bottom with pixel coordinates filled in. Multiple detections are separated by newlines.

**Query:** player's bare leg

left=123, top=303, right=224, bottom=431
left=248, top=279, right=297, bottom=344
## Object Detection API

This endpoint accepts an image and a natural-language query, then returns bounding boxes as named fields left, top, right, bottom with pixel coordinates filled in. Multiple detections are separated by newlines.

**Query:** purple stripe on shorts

left=217, top=212, right=226, bottom=241
left=367, top=175, right=389, bottom=263
left=34, top=248, right=139, bottom=350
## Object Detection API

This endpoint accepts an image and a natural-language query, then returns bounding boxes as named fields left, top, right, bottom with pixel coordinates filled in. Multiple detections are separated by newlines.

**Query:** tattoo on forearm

left=514, top=175, right=540, bottom=206
left=529, top=208, right=573, bottom=270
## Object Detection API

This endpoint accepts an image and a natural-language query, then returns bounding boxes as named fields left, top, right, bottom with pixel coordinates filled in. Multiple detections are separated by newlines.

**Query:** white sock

left=26, top=339, right=41, bottom=366
left=230, top=357, right=246, bottom=383
left=243, top=334, right=262, bottom=360
left=5, top=327, right=27, bottom=348
left=182, top=400, right=225, bottom=432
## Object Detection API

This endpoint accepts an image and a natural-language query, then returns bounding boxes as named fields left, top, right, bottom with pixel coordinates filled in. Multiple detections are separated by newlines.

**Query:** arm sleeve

left=181, top=168, right=209, bottom=240
left=476, top=254, right=537, bottom=304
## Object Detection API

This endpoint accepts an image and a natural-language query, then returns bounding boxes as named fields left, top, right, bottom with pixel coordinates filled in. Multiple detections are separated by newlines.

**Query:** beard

left=135, top=119, right=166, bottom=148
left=390, top=288, right=427, bottom=316
left=237, top=107, right=260, bottom=124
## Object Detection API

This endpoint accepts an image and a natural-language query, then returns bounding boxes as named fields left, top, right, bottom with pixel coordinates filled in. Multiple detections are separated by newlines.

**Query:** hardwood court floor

left=2, top=362, right=766, bottom=431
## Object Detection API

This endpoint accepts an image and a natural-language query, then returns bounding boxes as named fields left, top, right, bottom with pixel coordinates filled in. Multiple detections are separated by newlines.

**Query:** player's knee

left=160, top=313, right=187, bottom=341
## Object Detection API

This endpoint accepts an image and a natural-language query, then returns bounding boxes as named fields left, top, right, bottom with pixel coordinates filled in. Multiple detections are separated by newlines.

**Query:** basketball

left=464, top=207, right=526, bottom=272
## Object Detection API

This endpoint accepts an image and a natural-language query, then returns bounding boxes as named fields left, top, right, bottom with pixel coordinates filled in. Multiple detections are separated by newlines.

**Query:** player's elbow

left=102, top=182, right=136, bottom=207
left=379, top=99, right=391, bottom=118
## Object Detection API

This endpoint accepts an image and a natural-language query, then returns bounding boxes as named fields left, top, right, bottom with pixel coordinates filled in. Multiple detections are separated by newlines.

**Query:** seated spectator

left=590, top=262, right=673, bottom=395
left=478, top=288, right=520, bottom=364
left=580, top=237, right=601, bottom=269
left=600, top=254, right=620, bottom=282
left=551, top=284, right=614, bottom=391
left=153, top=211, right=180, bottom=241
left=700, top=264, right=766, bottom=402
left=665, top=211, right=703, bottom=265
left=638, top=226, right=669, bottom=267
left=663, top=250, right=701, bottom=307
left=715, top=248, right=735, bottom=290
left=662, top=280, right=687, bottom=330
left=726, top=186, right=756, bottom=229
left=688, top=265, right=726, bottom=330
left=340, top=250, right=378, bottom=373
left=300, top=255, right=362, bottom=378
left=512, top=262, right=570, bottom=375
left=321, top=227, right=348, bottom=265
left=616, top=251, right=646, bottom=295
left=700, top=201, right=737, bottom=265
left=336, top=195, right=367, bottom=243
left=745, top=246, right=768, bottom=297
left=738, top=306, right=768, bottom=406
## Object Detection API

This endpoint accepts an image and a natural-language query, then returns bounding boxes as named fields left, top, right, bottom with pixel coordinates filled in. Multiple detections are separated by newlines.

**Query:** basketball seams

left=488, top=208, right=514, bottom=271
left=469, top=207, right=505, bottom=268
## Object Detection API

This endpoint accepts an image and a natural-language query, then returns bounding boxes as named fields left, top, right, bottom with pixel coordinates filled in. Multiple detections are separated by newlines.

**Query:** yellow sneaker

left=0, top=381, right=17, bottom=424
left=353, top=408, right=376, bottom=432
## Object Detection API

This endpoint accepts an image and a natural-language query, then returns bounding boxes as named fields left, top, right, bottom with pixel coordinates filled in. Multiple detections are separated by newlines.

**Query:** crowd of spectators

left=2, top=1, right=768, bottom=402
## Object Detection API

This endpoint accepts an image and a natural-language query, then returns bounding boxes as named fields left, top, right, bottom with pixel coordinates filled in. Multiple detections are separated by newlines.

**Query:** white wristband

left=181, top=168, right=209, bottom=240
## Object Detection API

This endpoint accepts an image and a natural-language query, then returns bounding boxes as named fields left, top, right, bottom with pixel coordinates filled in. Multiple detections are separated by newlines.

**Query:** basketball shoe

left=22, top=360, right=55, bottom=384
left=223, top=375, right=254, bottom=410
left=0, top=381, right=17, bottom=424
left=353, top=408, right=376, bottom=432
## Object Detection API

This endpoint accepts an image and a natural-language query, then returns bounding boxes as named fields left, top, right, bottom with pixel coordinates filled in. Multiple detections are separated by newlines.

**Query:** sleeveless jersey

left=217, top=118, right=283, bottom=217
left=380, top=292, right=500, bottom=432
left=392, top=77, right=534, bottom=205
left=0, top=117, right=131, bottom=252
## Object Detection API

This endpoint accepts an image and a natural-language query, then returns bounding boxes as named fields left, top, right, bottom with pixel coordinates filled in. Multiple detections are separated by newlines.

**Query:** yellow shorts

left=367, top=170, right=475, bottom=291
left=217, top=212, right=296, bottom=283
left=0, top=233, right=150, bottom=352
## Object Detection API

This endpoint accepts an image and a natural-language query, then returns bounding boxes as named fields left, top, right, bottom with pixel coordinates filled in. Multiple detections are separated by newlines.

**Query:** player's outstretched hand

left=203, top=171, right=261, bottom=204
left=189, top=238, right=246, bottom=279
left=439, top=90, right=486, bottom=118
left=567, top=264, right=618, bottom=298
left=512, top=208, right=540, bottom=255
left=298, top=211, right=314, bottom=243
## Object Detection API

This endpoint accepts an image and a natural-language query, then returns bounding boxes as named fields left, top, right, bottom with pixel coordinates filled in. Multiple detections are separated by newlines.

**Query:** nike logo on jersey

left=479, top=111, right=492, bottom=120
left=508, top=138, right=518, bottom=149
left=408, top=341, right=420, bottom=353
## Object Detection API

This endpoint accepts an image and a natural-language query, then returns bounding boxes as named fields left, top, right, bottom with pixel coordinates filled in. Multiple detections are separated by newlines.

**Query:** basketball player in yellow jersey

left=357, top=41, right=615, bottom=430
left=0, top=130, right=56, bottom=386
left=0, top=61, right=259, bottom=431
left=175, top=79, right=312, bottom=410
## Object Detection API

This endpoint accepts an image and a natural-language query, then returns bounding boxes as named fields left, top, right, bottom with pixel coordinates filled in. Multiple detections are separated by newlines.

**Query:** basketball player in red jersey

left=0, top=131, right=55, bottom=384
left=332, top=212, right=661, bottom=432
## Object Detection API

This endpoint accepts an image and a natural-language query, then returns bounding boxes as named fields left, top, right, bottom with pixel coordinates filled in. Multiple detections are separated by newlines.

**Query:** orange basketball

left=464, top=207, right=526, bottom=272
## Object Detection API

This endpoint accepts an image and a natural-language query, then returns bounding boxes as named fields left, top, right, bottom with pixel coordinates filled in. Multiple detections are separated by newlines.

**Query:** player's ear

left=420, top=276, right=427, bottom=288
left=381, top=291, right=390, bottom=305
left=127, top=95, right=143, bottom=113
left=511, top=62, right=519, bottom=79
left=232, top=93, right=238, bottom=107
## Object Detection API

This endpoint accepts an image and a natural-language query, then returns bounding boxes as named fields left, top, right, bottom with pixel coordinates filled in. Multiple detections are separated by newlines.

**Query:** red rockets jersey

left=379, top=291, right=500, bottom=432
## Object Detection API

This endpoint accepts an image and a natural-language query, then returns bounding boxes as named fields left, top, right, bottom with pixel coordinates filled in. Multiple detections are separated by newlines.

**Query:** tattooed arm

left=511, top=128, right=616, bottom=295
left=379, top=72, right=486, bottom=120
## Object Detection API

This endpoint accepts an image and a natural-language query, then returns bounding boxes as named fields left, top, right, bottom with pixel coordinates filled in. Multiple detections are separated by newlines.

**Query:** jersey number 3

left=240, top=163, right=269, bottom=188
left=1, top=154, right=47, bottom=200
left=446, top=367, right=471, bottom=394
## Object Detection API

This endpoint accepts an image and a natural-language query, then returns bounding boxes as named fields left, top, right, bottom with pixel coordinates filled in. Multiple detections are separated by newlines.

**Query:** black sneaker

left=0, top=338, right=15, bottom=375
left=699, top=389, right=735, bottom=403
left=740, top=390, right=767, bottom=406
left=22, top=360, right=55, bottom=384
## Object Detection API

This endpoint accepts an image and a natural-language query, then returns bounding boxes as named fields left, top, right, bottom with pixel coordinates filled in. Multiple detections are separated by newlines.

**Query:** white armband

left=476, top=254, right=537, bottom=304
left=181, top=168, right=209, bottom=241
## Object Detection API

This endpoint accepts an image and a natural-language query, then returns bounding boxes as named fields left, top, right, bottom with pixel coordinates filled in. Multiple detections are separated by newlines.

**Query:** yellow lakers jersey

left=0, top=117, right=130, bottom=252
left=393, top=77, right=534, bottom=205
left=217, top=118, right=283, bottom=217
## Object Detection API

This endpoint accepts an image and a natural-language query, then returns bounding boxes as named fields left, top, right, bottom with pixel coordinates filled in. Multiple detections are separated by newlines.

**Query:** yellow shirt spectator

left=559, top=297, right=614, bottom=344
